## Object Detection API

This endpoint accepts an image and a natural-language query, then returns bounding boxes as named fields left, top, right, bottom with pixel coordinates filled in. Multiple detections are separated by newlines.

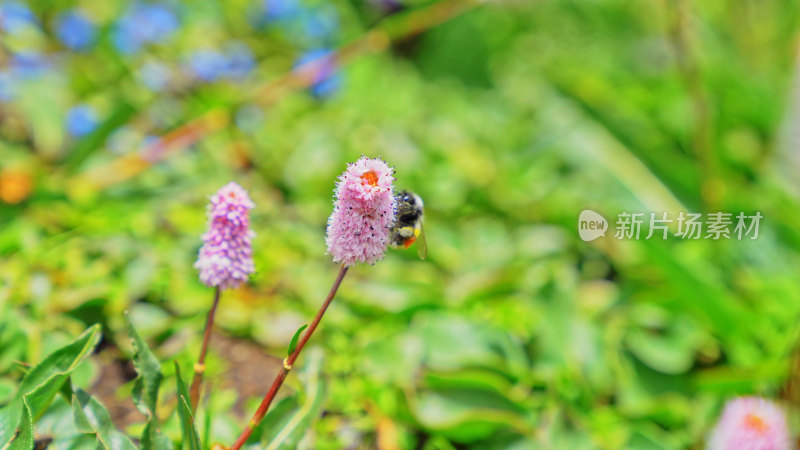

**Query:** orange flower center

left=361, top=170, right=379, bottom=187
left=744, top=413, right=769, bottom=434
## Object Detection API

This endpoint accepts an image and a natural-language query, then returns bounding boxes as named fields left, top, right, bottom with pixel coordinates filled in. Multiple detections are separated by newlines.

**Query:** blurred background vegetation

left=2, top=0, right=800, bottom=448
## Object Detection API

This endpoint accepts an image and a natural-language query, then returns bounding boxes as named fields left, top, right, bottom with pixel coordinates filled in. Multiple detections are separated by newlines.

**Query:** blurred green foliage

left=2, top=0, right=800, bottom=448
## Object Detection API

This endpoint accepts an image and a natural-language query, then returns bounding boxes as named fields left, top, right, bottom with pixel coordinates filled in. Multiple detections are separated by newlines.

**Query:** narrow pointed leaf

left=0, top=325, right=101, bottom=447
left=287, top=325, right=308, bottom=358
left=7, top=399, right=33, bottom=450
left=178, top=397, right=201, bottom=450
left=71, top=388, right=137, bottom=450
left=174, top=362, right=201, bottom=450
left=125, top=313, right=172, bottom=450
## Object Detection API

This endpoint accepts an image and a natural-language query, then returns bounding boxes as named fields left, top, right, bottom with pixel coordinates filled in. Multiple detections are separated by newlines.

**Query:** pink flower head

left=708, top=397, right=791, bottom=450
left=325, top=156, right=396, bottom=266
left=195, top=182, right=255, bottom=289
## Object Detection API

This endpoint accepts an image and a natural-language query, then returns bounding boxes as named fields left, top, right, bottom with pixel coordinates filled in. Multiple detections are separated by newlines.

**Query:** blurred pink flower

left=325, top=156, right=396, bottom=266
left=708, top=396, right=792, bottom=450
left=195, top=182, right=255, bottom=289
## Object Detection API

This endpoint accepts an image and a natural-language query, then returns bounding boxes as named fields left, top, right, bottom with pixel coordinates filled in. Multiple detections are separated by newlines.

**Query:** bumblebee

left=390, top=190, right=427, bottom=259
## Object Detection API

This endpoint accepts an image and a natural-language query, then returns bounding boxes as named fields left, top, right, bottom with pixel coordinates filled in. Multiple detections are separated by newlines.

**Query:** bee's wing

left=416, top=222, right=427, bottom=260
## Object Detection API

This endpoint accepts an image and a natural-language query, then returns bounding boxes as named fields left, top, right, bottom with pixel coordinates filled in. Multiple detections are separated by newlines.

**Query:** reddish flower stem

left=229, top=264, right=349, bottom=450
left=189, top=286, right=221, bottom=413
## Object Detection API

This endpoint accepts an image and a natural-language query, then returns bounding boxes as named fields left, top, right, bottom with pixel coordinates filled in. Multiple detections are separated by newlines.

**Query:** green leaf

left=261, top=348, right=326, bottom=450
left=173, top=362, right=191, bottom=413
left=72, top=388, right=137, bottom=450
left=29, top=395, right=89, bottom=449
left=126, top=313, right=172, bottom=450
left=625, top=328, right=695, bottom=375
left=7, top=399, right=33, bottom=450
left=0, top=324, right=102, bottom=448
left=178, top=397, right=201, bottom=450
left=64, top=102, right=138, bottom=172
left=287, top=324, right=308, bottom=358
left=202, top=396, right=211, bottom=450
left=408, top=385, right=531, bottom=443
left=174, top=362, right=201, bottom=450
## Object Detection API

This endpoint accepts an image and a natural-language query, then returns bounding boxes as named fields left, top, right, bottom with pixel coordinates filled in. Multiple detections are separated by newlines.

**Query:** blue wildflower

left=55, top=10, right=96, bottom=51
left=113, top=2, right=178, bottom=54
left=66, top=105, right=98, bottom=137
left=309, top=71, right=341, bottom=98
left=224, top=42, right=255, bottom=78
left=188, top=50, right=227, bottom=82
left=294, top=48, right=342, bottom=98
left=0, top=1, right=37, bottom=34
left=263, top=0, right=300, bottom=22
